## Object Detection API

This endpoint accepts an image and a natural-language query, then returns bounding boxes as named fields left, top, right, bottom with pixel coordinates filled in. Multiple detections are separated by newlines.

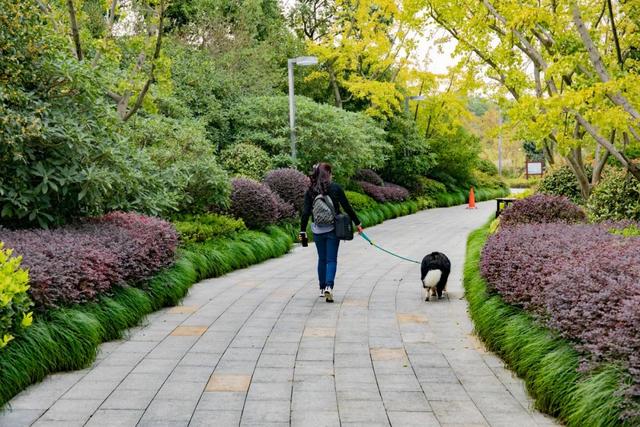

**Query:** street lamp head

left=408, top=95, right=426, bottom=101
left=294, top=56, right=318, bottom=66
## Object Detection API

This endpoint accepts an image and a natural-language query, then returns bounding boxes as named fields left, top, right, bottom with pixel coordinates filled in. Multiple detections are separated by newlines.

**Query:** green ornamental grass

left=464, top=223, right=637, bottom=426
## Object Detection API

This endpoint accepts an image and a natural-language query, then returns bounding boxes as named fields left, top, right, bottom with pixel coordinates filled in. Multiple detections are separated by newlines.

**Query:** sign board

left=526, top=161, right=543, bottom=178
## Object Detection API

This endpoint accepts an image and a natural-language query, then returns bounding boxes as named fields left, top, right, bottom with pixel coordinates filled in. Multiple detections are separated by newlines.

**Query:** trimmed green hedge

left=464, top=223, right=637, bottom=427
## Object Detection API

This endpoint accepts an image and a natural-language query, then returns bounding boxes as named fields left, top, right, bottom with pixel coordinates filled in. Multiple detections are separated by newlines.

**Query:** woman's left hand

left=357, top=225, right=364, bottom=234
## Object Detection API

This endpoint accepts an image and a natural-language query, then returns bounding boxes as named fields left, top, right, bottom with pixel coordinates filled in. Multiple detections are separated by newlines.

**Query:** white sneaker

left=319, top=288, right=326, bottom=297
left=324, top=288, right=334, bottom=303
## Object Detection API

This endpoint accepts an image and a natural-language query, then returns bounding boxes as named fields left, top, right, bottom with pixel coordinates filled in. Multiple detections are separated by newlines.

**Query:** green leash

left=359, top=231, right=421, bottom=265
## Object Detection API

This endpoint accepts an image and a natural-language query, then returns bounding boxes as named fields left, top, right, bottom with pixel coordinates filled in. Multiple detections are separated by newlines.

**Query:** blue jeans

left=314, top=230, right=340, bottom=289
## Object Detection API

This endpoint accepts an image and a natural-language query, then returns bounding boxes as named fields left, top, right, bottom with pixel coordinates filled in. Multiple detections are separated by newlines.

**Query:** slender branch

left=571, top=109, right=640, bottom=181
left=606, top=0, right=623, bottom=68
left=571, top=2, right=640, bottom=121
left=122, top=0, right=165, bottom=122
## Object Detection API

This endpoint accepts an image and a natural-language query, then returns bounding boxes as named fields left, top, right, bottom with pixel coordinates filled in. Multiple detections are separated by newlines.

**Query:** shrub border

left=0, top=186, right=509, bottom=408
left=464, top=222, right=637, bottom=427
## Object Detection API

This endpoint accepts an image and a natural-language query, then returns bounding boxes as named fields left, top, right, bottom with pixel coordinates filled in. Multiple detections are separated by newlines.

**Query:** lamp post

left=404, top=95, right=425, bottom=114
left=497, top=108, right=503, bottom=176
left=288, top=56, right=318, bottom=160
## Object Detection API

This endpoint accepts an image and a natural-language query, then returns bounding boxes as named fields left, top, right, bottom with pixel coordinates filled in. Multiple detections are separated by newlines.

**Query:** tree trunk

left=328, top=66, right=343, bottom=109
left=67, top=0, right=83, bottom=60
left=566, top=148, right=591, bottom=200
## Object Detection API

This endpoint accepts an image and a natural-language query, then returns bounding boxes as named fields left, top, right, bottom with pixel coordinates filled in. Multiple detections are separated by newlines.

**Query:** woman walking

left=300, top=163, right=363, bottom=302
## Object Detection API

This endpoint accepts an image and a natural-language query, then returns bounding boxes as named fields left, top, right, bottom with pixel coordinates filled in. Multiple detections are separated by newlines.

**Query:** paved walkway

left=1, top=201, right=559, bottom=427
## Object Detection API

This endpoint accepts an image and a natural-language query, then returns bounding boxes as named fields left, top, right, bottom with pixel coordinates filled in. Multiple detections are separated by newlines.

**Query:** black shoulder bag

left=322, top=195, right=353, bottom=241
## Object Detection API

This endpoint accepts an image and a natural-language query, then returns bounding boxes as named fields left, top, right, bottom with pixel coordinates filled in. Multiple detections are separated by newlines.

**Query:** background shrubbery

left=357, top=181, right=410, bottom=203
left=499, top=194, right=586, bottom=227
left=538, top=165, right=590, bottom=204
left=220, top=143, right=273, bottom=180
left=0, top=213, right=178, bottom=308
left=263, top=168, right=310, bottom=211
left=174, top=214, right=246, bottom=243
left=230, top=178, right=280, bottom=229
left=587, top=169, right=640, bottom=222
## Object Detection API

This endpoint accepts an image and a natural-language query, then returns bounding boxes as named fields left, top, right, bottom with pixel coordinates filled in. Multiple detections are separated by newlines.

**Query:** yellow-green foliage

left=488, top=218, right=500, bottom=234
left=0, top=242, right=33, bottom=349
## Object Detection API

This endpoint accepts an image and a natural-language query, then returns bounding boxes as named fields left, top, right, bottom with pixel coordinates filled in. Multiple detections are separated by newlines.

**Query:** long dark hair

left=310, top=163, right=332, bottom=196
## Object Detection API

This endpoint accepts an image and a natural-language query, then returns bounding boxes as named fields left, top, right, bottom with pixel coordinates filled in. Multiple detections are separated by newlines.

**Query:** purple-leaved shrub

left=230, top=178, right=279, bottom=229
left=355, top=169, right=384, bottom=186
left=481, top=222, right=640, bottom=395
left=500, top=194, right=586, bottom=227
left=263, top=168, right=310, bottom=211
left=357, top=181, right=410, bottom=203
left=0, top=213, right=178, bottom=308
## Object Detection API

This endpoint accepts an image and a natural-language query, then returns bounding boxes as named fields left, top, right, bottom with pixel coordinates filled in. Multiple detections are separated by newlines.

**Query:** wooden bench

left=495, top=197, right=517, bottom=218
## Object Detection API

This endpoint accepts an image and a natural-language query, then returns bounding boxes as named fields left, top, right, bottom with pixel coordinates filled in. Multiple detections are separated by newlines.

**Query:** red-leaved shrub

left=481, top=222, right=640, bottom=395
left=357, top=181, right=410, bottom=203
left=500, top=194, right=586, bottom=227
left=0, top=213, right=178, bottom=308
left=355, top=169, right=384, bottom=186
left=230, top=178, right=279, bottom=229
left=263, top=168, right=310, bottom=211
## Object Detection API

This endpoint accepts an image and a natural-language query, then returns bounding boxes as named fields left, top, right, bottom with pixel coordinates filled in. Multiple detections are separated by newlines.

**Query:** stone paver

left=0, top=201, right=560, bottom=426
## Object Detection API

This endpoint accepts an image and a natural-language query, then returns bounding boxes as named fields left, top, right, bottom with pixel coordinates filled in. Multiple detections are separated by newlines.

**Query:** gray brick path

left=0, top=201, right=560, bottom=426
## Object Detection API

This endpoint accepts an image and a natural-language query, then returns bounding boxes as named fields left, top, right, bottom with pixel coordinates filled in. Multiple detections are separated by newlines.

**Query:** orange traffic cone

left=467, top=187, right=477, bottom=209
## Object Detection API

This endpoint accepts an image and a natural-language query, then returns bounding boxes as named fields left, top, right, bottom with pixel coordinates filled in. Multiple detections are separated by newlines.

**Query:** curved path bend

left=1, top=201, right=559, bottom=427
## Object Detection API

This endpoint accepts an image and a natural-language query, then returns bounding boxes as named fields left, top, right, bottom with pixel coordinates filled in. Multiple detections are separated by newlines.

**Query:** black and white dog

left=420, top=252, right=451, bottom=301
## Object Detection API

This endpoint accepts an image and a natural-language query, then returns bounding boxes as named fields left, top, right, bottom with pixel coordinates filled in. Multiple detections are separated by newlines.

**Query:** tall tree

left=425, top=0, right=640, bottom=198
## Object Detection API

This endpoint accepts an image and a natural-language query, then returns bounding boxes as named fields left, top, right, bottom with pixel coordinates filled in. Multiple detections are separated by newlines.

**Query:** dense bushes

left=263, top=168, right=310, bottom=211
left=538, top=165, right=590, bottom=204
left=230, top=178, right=280, bottom=229
left=0, top=243, right=32, bottom=349
left=220, top=143, right=273, bottom=180
left=174, top=214, right=246, bottom=243
left=344, top=191, right=377, bottom=211
left=481, top=222, right=640, bottom=405
left=588, top=169, right=640, bottom=222
left=355, top=169, right=384, bottom=186
left=500, top=194, right=586, bottom=227
left=225, top=96, right=390, bottom=181
left=466, top=225, right=637, bottom=426
left=0, top=213, right=178, bottom=308
left=427, top=127, right=481, bottom=189
left=357, top=181, right=410, bottom=203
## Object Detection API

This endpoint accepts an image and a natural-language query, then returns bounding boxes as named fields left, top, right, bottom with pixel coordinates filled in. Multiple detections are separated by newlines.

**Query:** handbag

left=334, top=213, right=354, bottom=241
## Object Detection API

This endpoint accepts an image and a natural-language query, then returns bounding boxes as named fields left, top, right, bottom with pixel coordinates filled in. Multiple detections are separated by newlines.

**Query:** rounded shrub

left=355, top=169, right=384, bottom=186
left=174, top=214, right=247, bottom=243
left=263, top=168, right=310, bottom=211
left=273, top=193, right=296, bottom=221
left=500, top=194, right=586, bottom=227
left=230, top=178, right=279, bottom=229
left=344, top=191, right=377, bottom=211
left=0, top=243, right=33, bottom=349
left=411, top=177, right=447, bottom=198
left=588, top=168, right=640, bottom=222
left=538, top=165, right=591, bottom=204
left=358, top=181, right=410, bottom=203
left=221, top=143, right=273, bottom=180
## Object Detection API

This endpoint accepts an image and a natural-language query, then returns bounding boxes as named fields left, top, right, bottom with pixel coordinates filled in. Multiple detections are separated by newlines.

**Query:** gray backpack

left=312, top=194, right=336, bottom=225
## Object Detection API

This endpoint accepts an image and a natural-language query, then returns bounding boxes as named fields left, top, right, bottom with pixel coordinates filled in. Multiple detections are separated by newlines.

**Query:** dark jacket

left=301, top=182, right=361, bottom=232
